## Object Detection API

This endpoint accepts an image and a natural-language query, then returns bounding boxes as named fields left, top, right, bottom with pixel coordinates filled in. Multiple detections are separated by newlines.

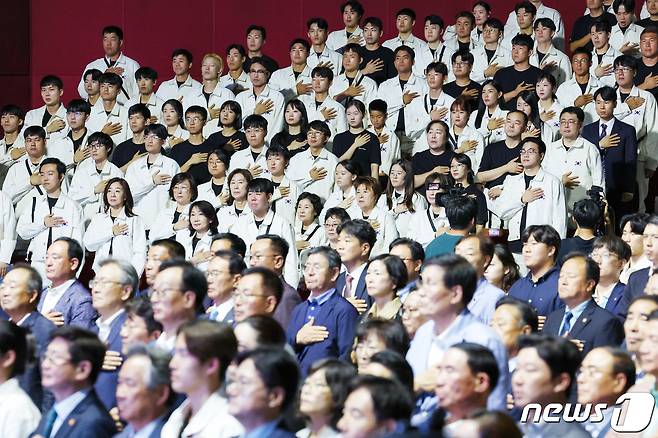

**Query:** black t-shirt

left=244, top=54, right=279, bottom=77
left=493, top=65, right=543, bottom=110
left=332, top=130, right=381, bottom=175
left=169, top=140, right=215, bottom=185
left=211, top=182, right=223, bottom=196
left=360, top=46, right=396, bottom=86
left=477, top=140, right=522, bottom=188
left=485, top=48, right=496, bottom=63
left=443, top=80, right=483, bottom=103
left=68, top=128, right=87, bottom=154
left=635, top=59, right=658, bottom=101
left=270, top=131, right=308, bottom=157
left=411, top=149, right=455, bottom=177
left=41, top=111, right=53, bottom=127
left=206, top=130, right=248, bottom=157
left=110, top=139, right=146, bottom=169
left=557, top=236, right=595, bottom=264
left=638, top=17, right=658, bottom=28
left=463, top=184, right=488, bottom=225
left=570, top=13, right=617, bottom=52
left=202, top=91, right=212, bottom=105
left=458, top=40, right=471, bottom=52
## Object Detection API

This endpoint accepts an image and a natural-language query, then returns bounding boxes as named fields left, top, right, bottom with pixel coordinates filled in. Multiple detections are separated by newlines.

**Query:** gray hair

left=125, top=344, right=172, bottom=390
left=99, top=258, right=139, bottom=295
left=307, top=246, right=342, bottom=271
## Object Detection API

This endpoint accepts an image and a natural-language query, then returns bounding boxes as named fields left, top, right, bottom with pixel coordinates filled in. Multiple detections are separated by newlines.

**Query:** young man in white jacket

left=16, top=158, right=84, bottom=281
left=22, top=75, right=68, bottom=141
left=125, top=124, right=180, bottom=232
left=494, top=137, right=567, bottom=254
left=229, top=178, right=299, bottom=287
left=0, top=191, right=16, bottom=278
left=269, top=39, right=313, bottom=102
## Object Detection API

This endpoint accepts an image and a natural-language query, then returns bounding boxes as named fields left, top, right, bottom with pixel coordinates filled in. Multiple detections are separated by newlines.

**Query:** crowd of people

left=1, top=0, right=658, bottom=436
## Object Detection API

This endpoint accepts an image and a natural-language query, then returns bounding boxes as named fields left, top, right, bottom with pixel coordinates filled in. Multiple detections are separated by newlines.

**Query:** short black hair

left=422, top=254, right=478, bottom=307
left=40, top=157, right=67, bottom=177
left=246, top=24, right=267, bottom=39
left=307, top=359, right=357, bottom=428
left=226, top=43, right=247, bottom=57
left=307, top=17, right=329, bottom=31
left=171, top=48, right=193, bottom=63
left=0, top=104, right=25, bottom=120
left=325, top=207, right=351, bottom=226
left=289, top=38, right=311, bottom=52
left=99, top=72, right=123, bottom=87
left=518, top=334, right=582, bottom=394
left=572, top=47, right=592, bottom=62
left=451, top=49, right=474, bottom=65
left=367, top=254, right=409, bottom=291
left=593, top=86, right=617, bottom=103
left=84, top=68, right=102, bottom=82
left=87, top=132, right=114, bottom=155
left=573, top=199, right=601, bottom=230
left=518, top=137, right=547, bottom=156
left=495, top=296, right=539, bottom=332
left=424, top=14, right=445, bottom=29
left=390, top=237, right=425, bottom=262
left=53, top=237, right=84, bottom=266
left=177, top=319, right=237, bottom=381
left=240, top=267, right=283, bottom=306
left=102, top=25, right=123, bottom=40
left=0, top=321, right=28, bottom=377
left=307, top=120, right=331, bottom=138
left=396, top=8, right=416, bottom=20
left=521, top=225, right=561, bottom=261
left=455, top=11, right=476, bottom=26
left=368, top=99, right=387, bottom=114
left=236, top=347, right=300, bottom=411
left=212, top=250, right=247, bottom=275
left=614, top=54, right=637, bottom=71
left=265, top=143, right=290, bottom=163
left=243, top=114, right=268, bottom=131
left=484, top=17, right=504, bottom=32
left=135, top=66, right=158, bottom=81
left=363, top=16, right=383, bottom=31
left=185, top=105, right=207, bottom=122
left=620, top=213, right=650, bottom=235
left=592, top=235, right=632, bottom=262
left=337, top=219, right=377, bottom=254
left=613, top=0, right=636, bottom=13
left=40, top=75, right=63, bottom=89
left=347, top=375, right=414, bottom=422
left=591, top=17, right=613, bottom=33
left=23, top=125, right=46, bottom=140
left=144, top=123, right=168, bottom=140
left=356, top=318, right=410, bottom=356
left=49, top=326, right=106, bottom=384
left=515, top=1, right=537, bottom=16
left=444, top=194, right=477, bottom=230
left=158, top=259, right=207, bottom=313
left=151, top=238, right=186, bottom=259
left=426, top=61, right=449, bottom=76
left=67, top=99, right=91, bottom=115
left=128, top=103, right=151, bottom=120
left=247, top=177, right=274, bottom=195
left=341, top=0, right=364, bottom=17
left=560, top=106, right=585, bottom=123
left=125, top=296, right=163, bottom=336
left=237, top=315, right=286, bottom=348
left=394, top=45, right=415, bottom=61
left=369, top=350, right=414, bottom=396
left=511, top=33, right=534, bottom=50
left=311, top=66, right=334, bottom=81
left=534, top=17, right=556, bottom=31
left=255, top=234, right=290, bottom=260
left=452, top=342, right=500, bottom=389
left=212, top=233, right=247, bottom=259
left=168, top=173, right=198, bottom=202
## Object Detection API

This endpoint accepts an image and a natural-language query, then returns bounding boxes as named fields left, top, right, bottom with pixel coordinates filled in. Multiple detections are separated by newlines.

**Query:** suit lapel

left=105, top=312, right=127, bottom=349
left=52, top=391, right=95, bottom=438
left=568, top=300, right=596, bottom=338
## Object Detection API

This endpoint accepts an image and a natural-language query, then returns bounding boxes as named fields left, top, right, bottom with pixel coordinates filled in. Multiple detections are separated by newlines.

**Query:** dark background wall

left=1, top=1, right=642, bottom=109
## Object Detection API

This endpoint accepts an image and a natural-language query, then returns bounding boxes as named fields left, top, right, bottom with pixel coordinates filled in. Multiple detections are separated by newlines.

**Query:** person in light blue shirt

left=227, top=347, right=299, bottom=438
left=455, top=234, right=506, bottom=325
left=405, top=254, right=510, bottom=411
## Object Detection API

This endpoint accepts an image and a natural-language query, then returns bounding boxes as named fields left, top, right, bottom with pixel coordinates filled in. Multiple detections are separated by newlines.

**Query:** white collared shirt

left=155, top=75, right=203, bottom=104
left=124, top=93, right=165, bottom=123
left=0, top=191, right=16, bottom=264
left=610, top=23, right=643, bottom=55
left=269, top=65, right=313, bottom=101
left=208, top=299, right=234, bottom=322
left=78, top=52, right=141, bottom=104
left=69, top=158, right=124, bottom=222
left=51, top=389, right=90, bottom=437
left=22, top=104, right=69, bottom=140
left=326, top=27, right=364, bottom=52
left=0, top=378, right=41, bottom=438
left=504, top=3, right=565, bottom=50
left=86, top=101, right=129, bottom=145
left=591, top=45, right=622, bottom=87
left=235, top=85, right=285, bottom=142
left=556, top=75, right=602, bottom=124
left=307, top=46, right=343, bottom=76
left=41, top=279, right=76, bottom=315
left=529, top=44, right=572, bottom=87
left=161, top=391, right=243, bottom=438
left=382, top=34, right=428, bottom=52
left=95, top=309, right=125, bottom=343
left=184, top=82, right=235, bottom=115
left=288, top=147, right=339, bottom=201
left=219, top=71, right=252, bottom=93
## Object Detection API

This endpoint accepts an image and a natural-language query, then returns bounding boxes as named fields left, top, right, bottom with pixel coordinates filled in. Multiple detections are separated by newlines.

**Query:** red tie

left=343, top=274, right=354, bottom=298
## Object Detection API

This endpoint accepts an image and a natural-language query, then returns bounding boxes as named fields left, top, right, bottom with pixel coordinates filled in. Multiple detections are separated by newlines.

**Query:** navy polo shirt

left=508, top=266, right=564, bottom=316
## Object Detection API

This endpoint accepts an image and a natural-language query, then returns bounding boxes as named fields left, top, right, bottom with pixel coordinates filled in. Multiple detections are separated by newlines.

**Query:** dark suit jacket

left=37, top=280, right=97, bottom=329
left=18, top=311, right=56, bottom=412
left=273, top=280, right=302, bottom=330
left=336, top=269, right=372, bottom=310
left=620, top=267, right=651, bottom=314
left=112, top=416, right=167, bottom=438
left=31, top=390, right=117, bottom=438
left=286, top=290, right=359, bottom=376
left=91, top=311, right=128, bottom=410
left=604, top=282, right=626, bottom=321
left=542, top=299, right=625, bottom=355
left=582, top=118, right=637, bottom=194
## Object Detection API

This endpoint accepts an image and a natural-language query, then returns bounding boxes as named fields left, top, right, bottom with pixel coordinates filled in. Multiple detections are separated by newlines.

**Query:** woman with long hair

left=379, top=159, right=427, bottom=237
left=177, top=200, right=218, bottom=271
left=449, top=153, right=488, bottom=232
left=271, top=99, right=309, bottom=157
left=535, top=72, right=562, bottom=135
left=161, top=99, right=189, bottom=149
left=470, top=80, right=508, bottom=146
left=516, top=90, right=559, bottom=145
left=216, top=168, right=252, bottom=232
left=149, top=172, right=197, bottom=241
left=448, top=97, right=486, bottom=171
left=84, top=177, right=147, bottom=276
left=320, top=159, right=361, bottom=221
left=333, top=100, right=381, bottom=179
left=484, top=243, right=521, bottom=292
left=205, top=100, right=247, bottom=155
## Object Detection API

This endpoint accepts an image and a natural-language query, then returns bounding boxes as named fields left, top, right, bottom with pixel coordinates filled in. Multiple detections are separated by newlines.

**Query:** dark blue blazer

left=19, top=311, right=56, bottom=412
left=336, top=269, right=373, bottom=310
left=582, top=118, right=637, bottom=194
left=112, top=415, right=167, bottom=438
left=604, top=282, right=626, bottom=321
left=37, top=280, right=97, bottom=329
left=91, top=311, right=128, bottom=410
left=620, top=267, right=651, bottom=314
left=31, top=390, right=117, bottom=438
left=286, top=290, right=359, bottom=376
left=542, top=299, right=625, bottom=355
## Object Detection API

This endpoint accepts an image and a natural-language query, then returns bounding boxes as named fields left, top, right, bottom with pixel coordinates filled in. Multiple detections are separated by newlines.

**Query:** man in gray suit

left=37, top=237, right=96, bottom=329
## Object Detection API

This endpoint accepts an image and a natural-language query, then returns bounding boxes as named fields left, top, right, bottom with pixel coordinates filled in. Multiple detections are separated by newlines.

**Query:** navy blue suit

left=604, top=282, right=626, bottom=321
left=112, top=416, right=167, bottom=438
left=335, top=270, right=372, bottom=310
left=37, top=280, right=97, bottom=329
left=508, top=267, right=564, bottom=316
left=18, top=311, right=56, bottom=412
left=286, top=290, right=359, bottom=376
left=31, top=390, right=117, bottom=438
left=582, top=118, right=637, bottom=227
left=542, top=299, right=625, bottom=355
left=91, top=311, right=128, bottom=410
left=620, top=267, right=651, bottom=314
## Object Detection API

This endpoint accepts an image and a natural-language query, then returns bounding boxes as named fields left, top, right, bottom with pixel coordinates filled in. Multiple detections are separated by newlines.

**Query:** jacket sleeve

left=125, top=164, right=156, bottom=201
left=552, top=177, right=567, bottom=238
left=68, top=167, right=96, bottom=206
left=68, top=290, right=96, bottom=329
left=592, top=316, right=625, bottom=348
left=83, top=215, right=114, bottom=252
left=493, top=176, right=524, bottom=220
left=336, top=305, right=359, bottom=360
left=641, top=94, right=658, bottom=171
left=2, top=166, right=33, bottom=205
left=588, top=144, right=604, bottom=190
left=149, top=210, right=175, bottom=242
left=623, top=126, right=639, bottom=193
left=130, top=217, right=147, bottom=276
left=0, top=199, right=16, bottom=263
left=16, top=203, right=47, bottom=240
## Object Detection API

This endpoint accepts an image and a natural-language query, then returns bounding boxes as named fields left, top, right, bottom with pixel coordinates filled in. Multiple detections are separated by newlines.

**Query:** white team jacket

left=69, top=158, right=124, bottom=223
left=0, top=191, right=16, bottom=263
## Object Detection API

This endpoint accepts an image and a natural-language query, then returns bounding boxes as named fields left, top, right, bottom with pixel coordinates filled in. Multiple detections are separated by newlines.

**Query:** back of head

left=0, top=321, right=28, bottom=378
left=444, top=194, right=477, bottom=230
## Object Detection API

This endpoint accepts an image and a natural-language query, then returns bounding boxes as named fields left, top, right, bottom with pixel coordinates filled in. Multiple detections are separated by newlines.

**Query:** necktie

left=560, top=311, right=573, bottom=337
left=42, top=408, right=58, bottom=438
left=599, top=123, right=608, bottom=186
left=599, top=123, right=607, bottom=141
left=343, top=274, right=354, bottom=298
left=209, top=308, right=219, bottom=321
